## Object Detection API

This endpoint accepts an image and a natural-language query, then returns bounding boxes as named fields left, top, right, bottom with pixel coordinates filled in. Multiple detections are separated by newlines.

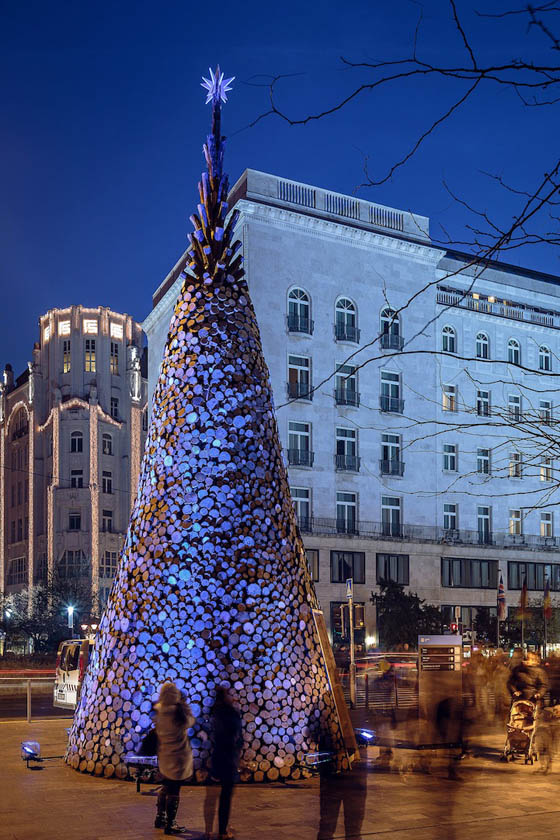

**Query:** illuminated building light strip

left=90, top=404, right=99, bottom=614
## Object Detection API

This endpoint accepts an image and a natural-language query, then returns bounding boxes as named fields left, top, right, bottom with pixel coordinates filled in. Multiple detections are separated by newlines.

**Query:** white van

left=53, top=638, right=94, bottom=710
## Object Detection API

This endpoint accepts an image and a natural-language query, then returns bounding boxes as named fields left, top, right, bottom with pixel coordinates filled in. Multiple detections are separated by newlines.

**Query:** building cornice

left=234, top=199, right=445, bottom=266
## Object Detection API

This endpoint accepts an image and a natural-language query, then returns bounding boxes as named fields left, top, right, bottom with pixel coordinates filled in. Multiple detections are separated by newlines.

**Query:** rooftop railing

left=437, top=287, right=560, bottom=330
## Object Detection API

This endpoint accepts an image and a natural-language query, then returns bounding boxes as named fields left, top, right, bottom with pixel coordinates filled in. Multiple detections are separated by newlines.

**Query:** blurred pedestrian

left=154, top=681, right=195, bottom=835
left=507, top=651, right=548, bottom=702
left=317, top=747, right=367, bottom=839
left=210, top=686, right=242, bottom=840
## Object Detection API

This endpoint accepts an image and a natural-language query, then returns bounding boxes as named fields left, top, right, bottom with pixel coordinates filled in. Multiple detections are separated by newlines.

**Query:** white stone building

left=0, top=306, right=148, bottom=610
left=143, top=170, right=560, bottom=648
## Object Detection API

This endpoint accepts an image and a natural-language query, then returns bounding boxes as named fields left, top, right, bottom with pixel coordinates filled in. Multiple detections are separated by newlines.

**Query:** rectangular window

left=376, top=553, right=409, bottom=585
left=306, top=548, right=319, bottom=581
left=441, top=557, right=497, bottom=589
left=380, top=371, right=402, bottom=413
left=381, top=495, right=401, bottom=537
left=100, top=550, right=118, bottom=579
left=110, top=322, right=123, bottom=340
left=10, top=521, right=15, bottom=543
left=442, top=384, right=457, bottom=412
left=508, top=394, right=521, bottom=421
left=83, top=318, right=98, bottom=334
left=477, top=448, right=490, bottom=475
left=476, top=390, right=490, bottom=417
left=331, top=550, right=365, bottom=584
left=287, top=355, right=311, bottom=400
left=288, top=421, right=313, bottom=467
left=508, top=561, right=560, bottom=591
left=509, top=509, right=522, bottom=536
left=381, top=433, right=403, bottom=476
left=85, top=339, right=96, bottom=373
left=102, top=434, right=113, bottom=456
left=335, top=363, right=359, bottom=406
left=443, top=503, right=458, bottom=531
left=70, top=432, right=83, bottom=453
left=541, top=456, right=553, bottom=482
left=17, top=519, right=23, bottom=541
left=63, top=339, right=71, bottom=374
left=58, top=320, right=71, bottom=336
left=110, top=341, right=119, bottom=375
left=69, top=511, right=81, bottom=531
left=290, top=487, right=311, bottom=531
left=540, top=400, right=553, bottom=423
left=336, top=427, right=359, bottom=471
left=509, top=452, right=522, bottom=478
left=102, top=509, right=113, bottom=532
left=110, top=397, right=119, bottom=420
left=7, top=556, right=26, bottom=585
left=336, top=491, right=357, bottom=534
left=477, top=505, right=491, bottom=544
left=443, top=443, right=457, bottom=472
left=70, top=470, right=83, bottom=489
left=102, top=470, right=113, bottom=494
left=541, top=512, right=553, bottom=539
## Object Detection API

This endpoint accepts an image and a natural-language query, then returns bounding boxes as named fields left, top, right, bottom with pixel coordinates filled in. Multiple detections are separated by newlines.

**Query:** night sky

left=2, top=0, right=558, bottom=376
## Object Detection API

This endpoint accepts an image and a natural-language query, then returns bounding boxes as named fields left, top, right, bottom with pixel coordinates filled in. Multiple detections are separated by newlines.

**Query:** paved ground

left=3, top=716, right=560, bottom=840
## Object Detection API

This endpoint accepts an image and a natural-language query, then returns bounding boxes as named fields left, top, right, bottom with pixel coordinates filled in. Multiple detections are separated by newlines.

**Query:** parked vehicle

left=53, top=638, right=94, bottom=710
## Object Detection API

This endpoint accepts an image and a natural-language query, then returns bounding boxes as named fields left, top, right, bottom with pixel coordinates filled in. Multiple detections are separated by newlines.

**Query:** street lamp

left=67, top=606, right=74, bottom=632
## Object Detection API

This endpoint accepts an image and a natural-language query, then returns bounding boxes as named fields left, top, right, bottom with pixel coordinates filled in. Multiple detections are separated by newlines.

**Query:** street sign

left=346, top=578, right=353, bottom=599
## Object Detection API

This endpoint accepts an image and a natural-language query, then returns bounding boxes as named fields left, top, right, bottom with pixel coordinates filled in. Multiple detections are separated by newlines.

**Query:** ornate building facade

left=0, top=305, right=148, bottom=609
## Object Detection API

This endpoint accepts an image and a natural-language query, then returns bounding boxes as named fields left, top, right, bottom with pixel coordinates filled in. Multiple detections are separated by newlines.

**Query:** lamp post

left=67, top=606, right=74, bottom=633
left=346, top=578, right=356, bottom=706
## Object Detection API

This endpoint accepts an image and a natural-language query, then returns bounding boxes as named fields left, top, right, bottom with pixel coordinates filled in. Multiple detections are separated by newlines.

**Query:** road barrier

left=0, top=677, right=72, bottom=722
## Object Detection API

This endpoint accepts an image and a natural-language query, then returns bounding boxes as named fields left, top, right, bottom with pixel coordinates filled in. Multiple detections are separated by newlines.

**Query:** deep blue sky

left=2, top=0, right=558, bottom=375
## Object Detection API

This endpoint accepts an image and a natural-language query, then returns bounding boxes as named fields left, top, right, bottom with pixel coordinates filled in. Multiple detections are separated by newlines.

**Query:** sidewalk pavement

left=2, top=716, right=560, bottom=840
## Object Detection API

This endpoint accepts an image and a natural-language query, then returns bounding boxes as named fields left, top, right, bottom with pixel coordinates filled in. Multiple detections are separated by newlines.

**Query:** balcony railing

left=437, top=286, right=560, bottom=330
left=287, top=449, right=314, bottom=467
left=335, top=453, right=360, bottom=472
left=292, top=518, right=560, bottom=549
left=380, top=459, right=405, bottom=477
left=380, top=333, right=404, bottom=351
left=380, top=395, right=404, bottom=414
left=335, top=324, right=361, bottom=343
left=287, top=314, right=314, bottom=335
left=335, top=387, right=360, bottom=407
left=287, top=381, right=313, bottom=401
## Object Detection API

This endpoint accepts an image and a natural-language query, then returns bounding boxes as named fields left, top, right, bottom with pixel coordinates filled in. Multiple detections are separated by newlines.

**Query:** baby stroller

left=502, top=697, right=538, bottom=764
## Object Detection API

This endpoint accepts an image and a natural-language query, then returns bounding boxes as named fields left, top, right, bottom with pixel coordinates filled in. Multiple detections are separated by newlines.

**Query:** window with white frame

left=70, top=431, right=83, bottom=453
left=477, top=506, right=491, bottom=542
left=335, top=363, right=359, bottom=406
left=443, top=503, right=458, bottom=531
left=541, top=512, right=553, bottom=538
left=110, top=397, right=119, bottom=419
left=443, top=443, right=458, bottom=472
left=380, top=307, right=400, bottom=336
left=68, top=511, right=81, bottom=531
left=380, top=371, right=402, bottom=413
left=290, top=487, right=311, bottom=530
left=102, top=433, right=113, bottom=455
left=540, top=399, right=553, bottom=422
left=476, top=390, right=490, bottom=417
left=102, top=509, right=113, bottom=532
left=306, top=548, right=319, bottom=581
left=110, top=342, right=119, bottom=375
left=84, top=338, right=96, bottom=373
left=102, top=470, right=113, bottom=494
left=442, top=325, right=456, bottom=354
left=288, top=421, right=312, bottom=467
left=540, top=456, right=553, bottom=482
left=335, top=298, right=359, bottom=342
left=539, top=345, right=552, bottom=371
left=288, top=355, right=311, bottom=400
left=476, top=332, right=489, bottom=359
left=509, top=509, right=522, bottom=536
left=287, top=288, right=312, bottom=334
left=508, top=338, right=520, bottom=365
left=381, top=433, right=402, bottom=475
left=442, top=384, right=457, bottom=412
left=509, top=452, right=522, bottom=478
left=70, top=469, right=83, bottom=489
left=477, top=448, right=490, bottom=475
left=62, top=339, right=71, bottom=374
left=336, top=427, right=359, bottom=471
left=381, top=496, right=401, bottom=537
left=508, top=394, right=521, bottom=421
left=337, top=491, right=358, bottom=534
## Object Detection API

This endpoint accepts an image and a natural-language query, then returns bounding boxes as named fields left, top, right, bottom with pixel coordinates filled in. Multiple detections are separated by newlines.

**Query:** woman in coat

left=154, top=681, right=195, bottom=835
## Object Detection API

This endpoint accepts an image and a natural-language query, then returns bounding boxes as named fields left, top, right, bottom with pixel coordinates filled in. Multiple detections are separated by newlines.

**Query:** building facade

left=143, top=170, right=560, bottom=648
left=0, top=306, right=148, bottom=610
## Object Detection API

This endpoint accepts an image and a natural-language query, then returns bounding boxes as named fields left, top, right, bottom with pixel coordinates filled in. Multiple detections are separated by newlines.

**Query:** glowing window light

left=58, top=321, right=71, bottom=336
left=43, top=325, right=51, bottom=341
left=83, top=319, right=98, bottom=335
left=110, top=322, right=123, bottom=340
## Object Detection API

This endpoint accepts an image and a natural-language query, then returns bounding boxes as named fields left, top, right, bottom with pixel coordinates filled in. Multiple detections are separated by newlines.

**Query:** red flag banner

left=544, top=577, right=552, bottom=621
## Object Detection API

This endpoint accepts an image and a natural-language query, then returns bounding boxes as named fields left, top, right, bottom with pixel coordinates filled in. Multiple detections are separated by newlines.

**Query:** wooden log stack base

left=66, top=73, right=349, bottom=783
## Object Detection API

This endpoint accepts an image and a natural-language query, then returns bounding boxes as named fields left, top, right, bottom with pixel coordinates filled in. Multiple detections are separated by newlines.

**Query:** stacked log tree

left=66, top=81, right=348, bottom=782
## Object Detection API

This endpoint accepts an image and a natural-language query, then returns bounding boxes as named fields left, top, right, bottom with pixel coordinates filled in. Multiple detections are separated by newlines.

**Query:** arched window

left=287, top=288, right=312, bottom=334
left=442, top=326, right=456, bottom=354
left=476, top=332, right=489, bottom=360
left=70, top=431, right=83, bottom=454
left=335, top=298, right=359, bottom=342
left=539, top=345, right=552, bottom=371
left=102, top=433, right=113, bottom=456
left=508, top=339, right=520, bottom=365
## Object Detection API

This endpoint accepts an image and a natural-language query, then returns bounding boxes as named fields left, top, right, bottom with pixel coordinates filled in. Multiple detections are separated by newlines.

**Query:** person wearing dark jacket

left=507, top=652, right=548, bottom=701
left=210, top=687, right=243, bottom=840
left=154, top=681, right=195, bottom=835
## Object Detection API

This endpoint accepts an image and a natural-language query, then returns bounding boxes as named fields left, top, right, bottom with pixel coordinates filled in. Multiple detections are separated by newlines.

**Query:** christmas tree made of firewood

left=66, top=68, right=350, bottom=782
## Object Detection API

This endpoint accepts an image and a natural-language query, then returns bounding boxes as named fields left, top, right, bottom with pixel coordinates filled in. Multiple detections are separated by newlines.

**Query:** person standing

left=210, top=687, right=243, bottom=840
left=154, top=681, right=195, bottom=835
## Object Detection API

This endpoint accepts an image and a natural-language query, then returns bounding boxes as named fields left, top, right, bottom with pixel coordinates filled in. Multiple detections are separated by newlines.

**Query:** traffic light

left=450, top=622, right=459, bottom=633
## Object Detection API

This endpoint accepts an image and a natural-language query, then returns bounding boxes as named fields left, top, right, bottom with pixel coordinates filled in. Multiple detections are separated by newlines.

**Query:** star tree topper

left=201, top=66, right=235, bottom=105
